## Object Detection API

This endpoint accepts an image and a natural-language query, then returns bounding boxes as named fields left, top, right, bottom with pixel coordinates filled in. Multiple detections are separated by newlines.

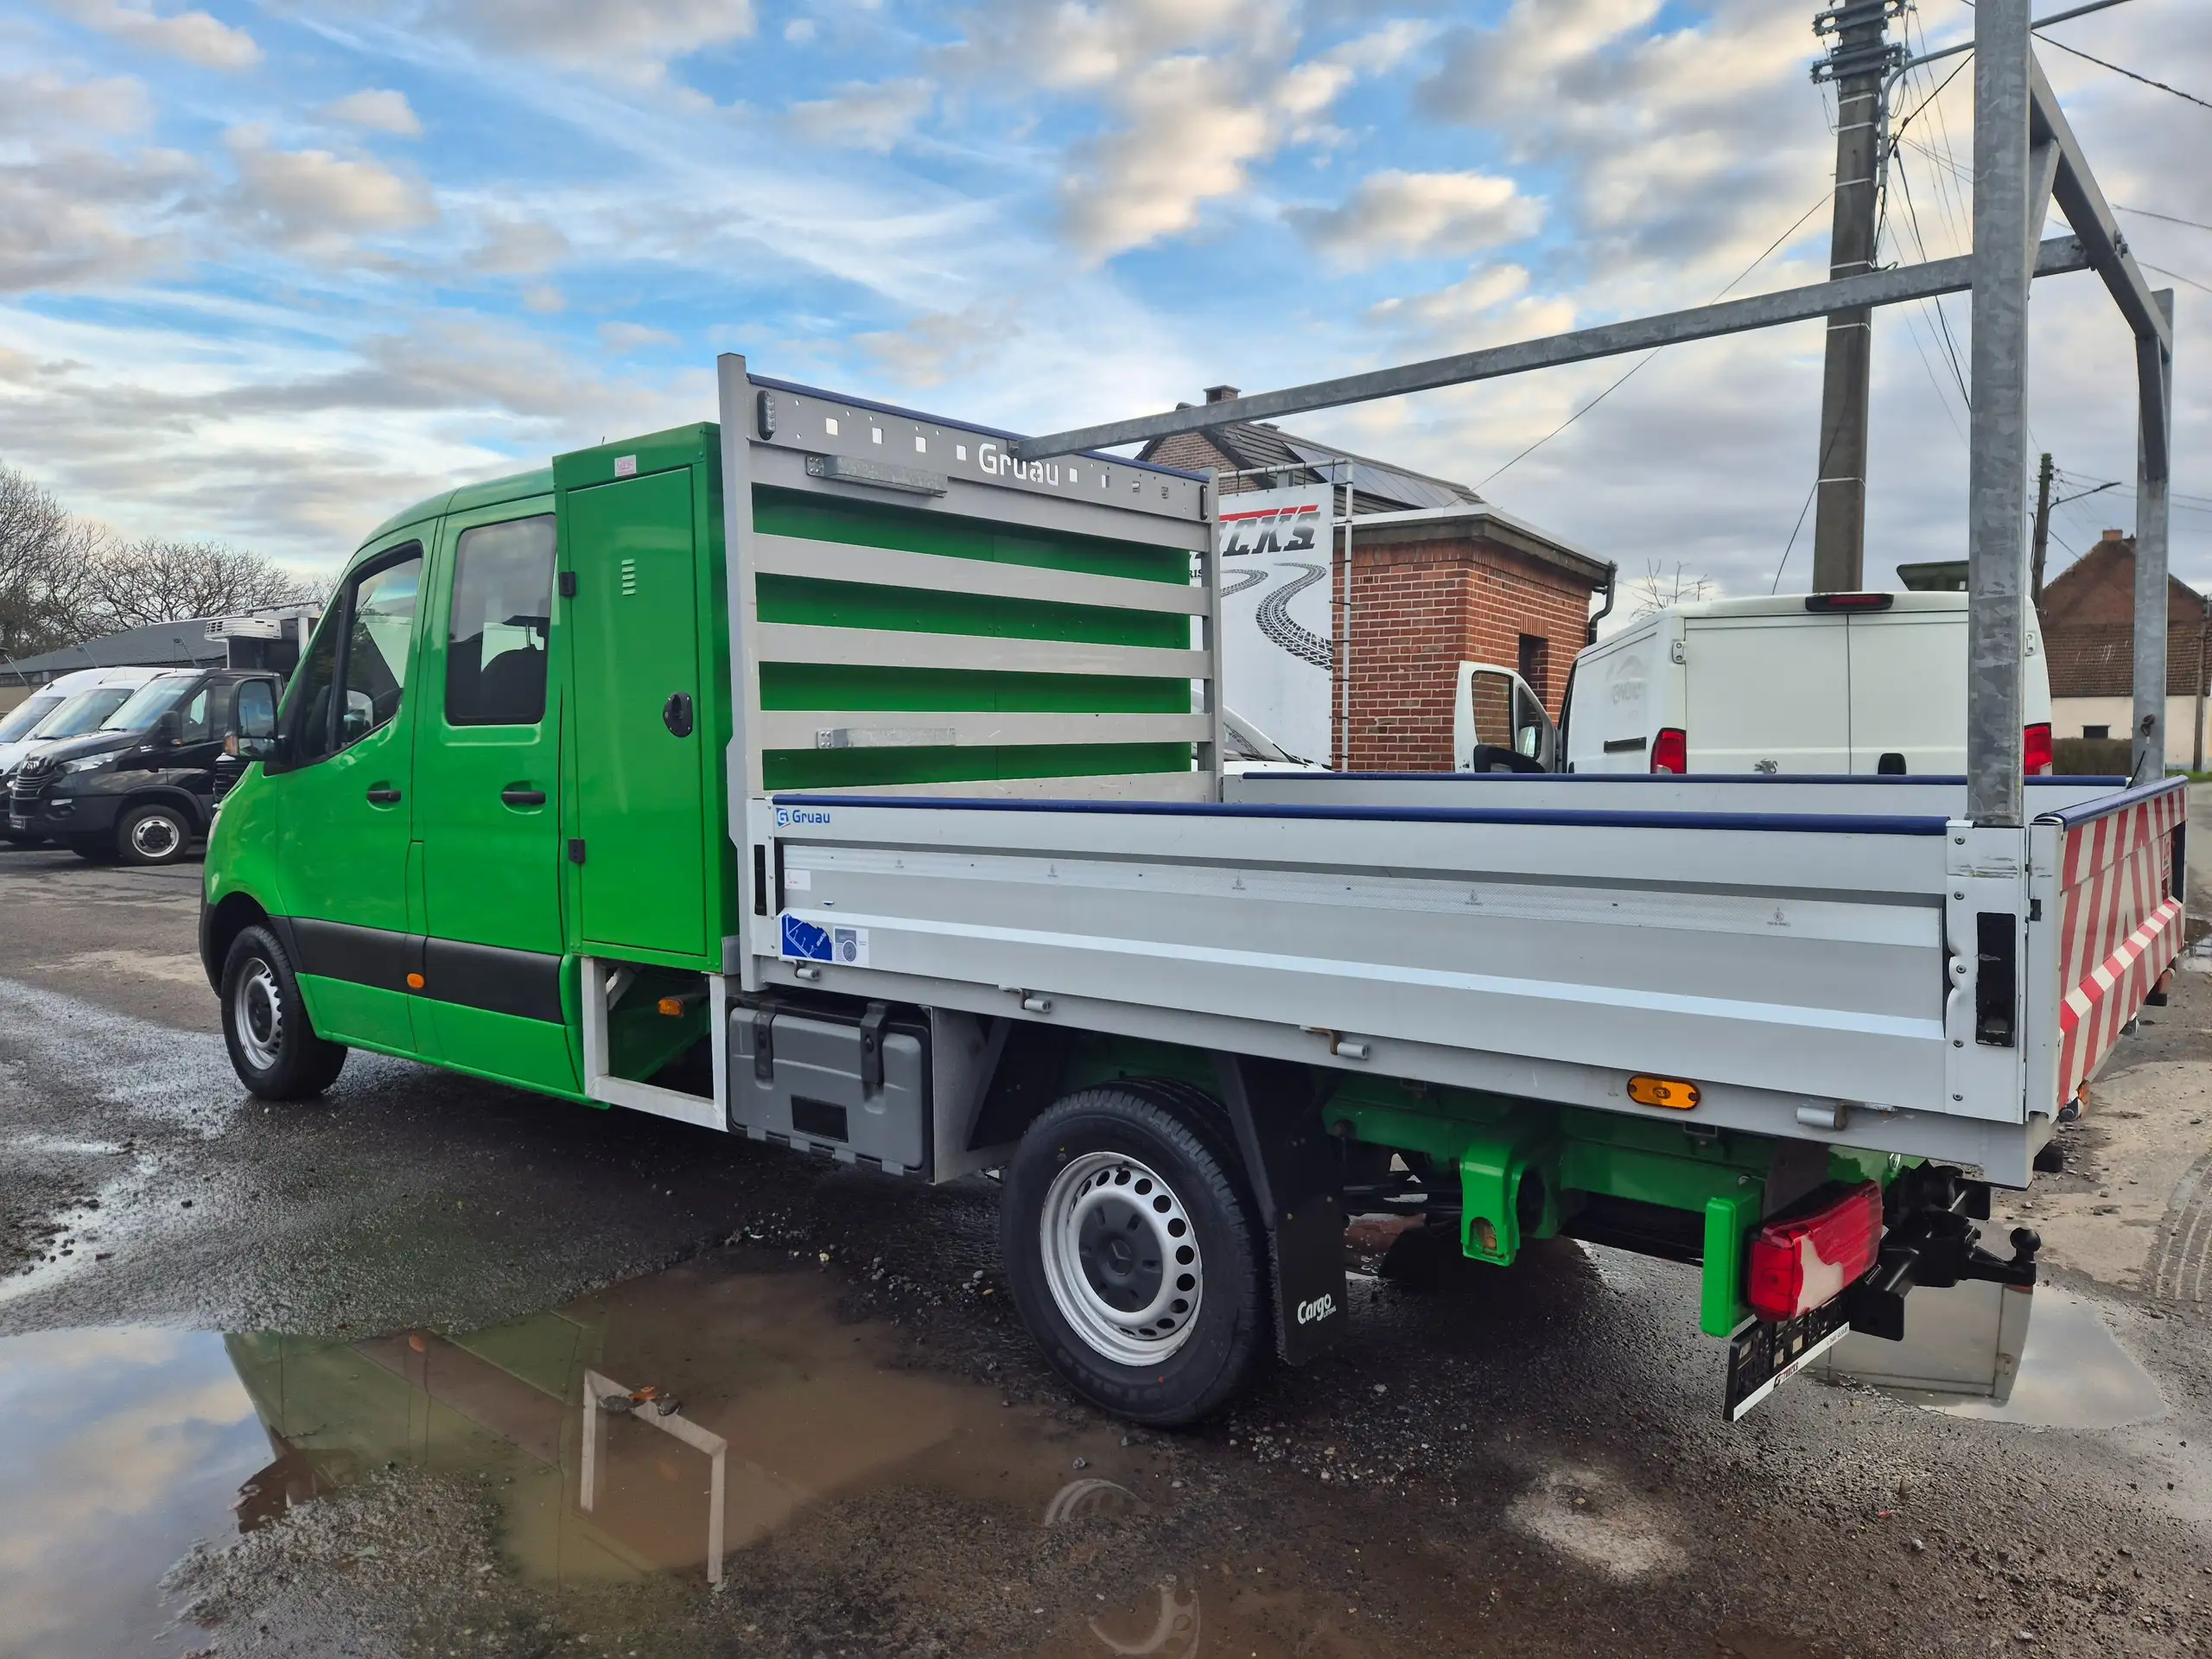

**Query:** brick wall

left=1339, top=533, right=1594, bottom=772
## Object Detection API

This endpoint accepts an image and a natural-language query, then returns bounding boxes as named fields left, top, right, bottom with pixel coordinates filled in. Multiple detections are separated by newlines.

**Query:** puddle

left=2, top=1255, right=1405, bottom=1656
left=1915, top=1287, right=2166, bottom=1428
left=0, top=1326, right=269, bottom=1658
left=1827, top=1282, right=2167, bottom=1429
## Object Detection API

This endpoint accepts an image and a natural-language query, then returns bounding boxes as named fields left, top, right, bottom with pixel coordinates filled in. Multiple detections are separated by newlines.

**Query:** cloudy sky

left=3, top=0, right=2208, bottom=601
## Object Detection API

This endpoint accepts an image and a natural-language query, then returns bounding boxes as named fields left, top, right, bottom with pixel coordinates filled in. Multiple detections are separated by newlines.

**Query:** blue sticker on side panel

left=781, top=914, right=831, bottom=962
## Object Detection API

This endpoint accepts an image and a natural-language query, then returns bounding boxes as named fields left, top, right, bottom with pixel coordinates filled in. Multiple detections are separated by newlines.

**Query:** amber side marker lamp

left=1627, top=1074, right=1700, bottom=1110
left=405, top=972, right=424, bottom=989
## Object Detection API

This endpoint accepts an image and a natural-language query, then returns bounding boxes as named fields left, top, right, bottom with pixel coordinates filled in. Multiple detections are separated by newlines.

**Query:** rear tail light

left=1803, top=592, right=1895, bottom=612
left=2023, top=721, right=2052, bottom=776
left=1651, top=727, right=1688, bottom=774
left=1745, top=1181, right=1884, bottom=1322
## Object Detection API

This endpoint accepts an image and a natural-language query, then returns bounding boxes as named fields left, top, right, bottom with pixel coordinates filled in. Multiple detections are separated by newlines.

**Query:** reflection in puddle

left=1088, top=1576, right=1202, bottom=1656
left=0, top=1326, right=267, bottom=1658
left=1911, top=1288, right=2166, bottom=1428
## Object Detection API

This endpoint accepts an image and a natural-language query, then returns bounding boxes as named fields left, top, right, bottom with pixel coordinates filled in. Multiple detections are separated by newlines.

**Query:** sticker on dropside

left=780, top=914, right=868, bottom=968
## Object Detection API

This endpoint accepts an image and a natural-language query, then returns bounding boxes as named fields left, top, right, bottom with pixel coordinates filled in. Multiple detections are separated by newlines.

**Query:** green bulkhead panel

left=750, top=486, right=1202, bottom=791
left=556, top=429, right=729, bottom=966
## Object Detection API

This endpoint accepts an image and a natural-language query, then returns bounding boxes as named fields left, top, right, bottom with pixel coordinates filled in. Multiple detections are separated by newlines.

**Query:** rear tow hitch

left=1847, top=1165, right=2040, bottom=1344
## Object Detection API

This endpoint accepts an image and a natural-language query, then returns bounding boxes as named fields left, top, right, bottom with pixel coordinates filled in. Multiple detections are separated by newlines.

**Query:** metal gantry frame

left=1015, top=0, right=2177, bottom=826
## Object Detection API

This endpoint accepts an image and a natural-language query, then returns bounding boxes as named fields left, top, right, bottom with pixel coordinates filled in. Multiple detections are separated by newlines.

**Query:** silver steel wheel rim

left=1039, top=1151, right=1204, bottom=1366
left=233, top=960, right=283, bottom=1071
left=130, top=813, right=182, bottom=859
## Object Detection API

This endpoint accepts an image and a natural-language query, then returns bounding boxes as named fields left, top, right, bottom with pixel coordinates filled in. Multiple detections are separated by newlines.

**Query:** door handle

left=365, top=785, right=402, bottom=805
left=663, top=692, right=695, bottom=738
left=500, top=785, right=548, bottom=807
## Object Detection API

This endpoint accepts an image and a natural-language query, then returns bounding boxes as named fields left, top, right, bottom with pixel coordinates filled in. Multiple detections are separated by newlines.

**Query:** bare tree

left=1, top=461, right=321, bottom=671
left=0, top=462, right=109, bottom=664
left=1629, top=560, right=1712, bottom=618
left=87, top=537, right=322, bottom=630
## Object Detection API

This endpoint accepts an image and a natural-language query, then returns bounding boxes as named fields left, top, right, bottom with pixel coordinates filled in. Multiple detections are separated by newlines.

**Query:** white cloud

left=0, top=70, right=150, bottom=137
left=225, top=127, right=437, bottom=260
left=0, top=71, right=192, bottom=292
left=783, top=16, right=815, bottom=43
left=599, top=320, right=676, bottom=351
left=521, top=284, right=565, bottom=313
left=47, top=0, right=263, bottom=70
left=787, top=79, right=931, bottom=152
left=416, top=0, right=757, bottom=84
left=322, top=89, right=423, bottom=137
left=855, top=303, right=1016, bottom=388
left=1295, top=170, right=1543, bottom=269
left=467, top=213, right=569, bottom=276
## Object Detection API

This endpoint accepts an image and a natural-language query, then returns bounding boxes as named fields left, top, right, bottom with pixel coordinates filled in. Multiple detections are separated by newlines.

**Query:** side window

left=339, top=556, right=423, bottom=749
left=288, top=546, right=423, bottom=765
left=445, top=516, right=554, bottom=727
left=290, top=609, right=344, bottom=763
left=235, top=680, right=276, bottom=741
left=180, top=687, right=213, bottom=742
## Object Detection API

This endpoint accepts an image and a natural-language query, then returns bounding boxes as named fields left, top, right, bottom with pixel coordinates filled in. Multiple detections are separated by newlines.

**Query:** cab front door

left=271, top=539, right=426, bottom=1053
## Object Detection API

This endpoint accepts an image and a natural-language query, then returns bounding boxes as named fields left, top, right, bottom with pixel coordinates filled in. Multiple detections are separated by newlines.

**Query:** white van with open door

left=1561, top=593, right=2054, bottom=776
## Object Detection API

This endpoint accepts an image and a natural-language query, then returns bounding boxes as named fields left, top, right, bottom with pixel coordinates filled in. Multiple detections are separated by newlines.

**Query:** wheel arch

left=117, top=785, right=208, bottom=833
left=200, top=889, right=274, bottom=993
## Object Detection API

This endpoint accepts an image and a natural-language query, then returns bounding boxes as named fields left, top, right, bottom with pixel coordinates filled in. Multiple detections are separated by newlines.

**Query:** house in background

left=2035, top=528, right=2212, bottom=768
left=1141, top=386, right=1615, bottom=772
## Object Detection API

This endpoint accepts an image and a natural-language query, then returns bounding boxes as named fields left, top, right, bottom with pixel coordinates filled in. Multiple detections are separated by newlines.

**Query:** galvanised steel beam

left=1012, top=236, right=2092, bottom=461
left=2029, top=60, right=2174, bottom=361
left=2133, top=289, right=2176, bottom=782
left=1965, top=0, right=2035, bottom=827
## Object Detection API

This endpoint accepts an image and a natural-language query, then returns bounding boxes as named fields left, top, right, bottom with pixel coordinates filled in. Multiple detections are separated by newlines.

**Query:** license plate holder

left=1725, top=1300, right=1852, bottom=1421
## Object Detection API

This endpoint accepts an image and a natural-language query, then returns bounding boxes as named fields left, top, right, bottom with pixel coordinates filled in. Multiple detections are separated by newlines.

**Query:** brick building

left=1142, top=387, right=1614, bottom=771
left=2037, top=528, right=2212, bottom=766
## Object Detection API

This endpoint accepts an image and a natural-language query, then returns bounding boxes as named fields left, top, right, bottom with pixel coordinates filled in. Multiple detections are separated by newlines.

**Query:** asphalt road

left=0, top=845, right=2208, bottom=1658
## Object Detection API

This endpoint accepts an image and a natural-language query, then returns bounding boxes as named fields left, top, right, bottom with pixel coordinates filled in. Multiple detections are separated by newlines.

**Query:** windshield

left=34, top=687, right=136, bottom=739
left=0, top=693, right=65, bottom=743
left=98, top=677, right=198, bottom=733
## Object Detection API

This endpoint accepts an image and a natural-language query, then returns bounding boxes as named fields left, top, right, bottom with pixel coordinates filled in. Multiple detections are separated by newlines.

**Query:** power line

left=1476, top=189, right=1835, bottom=489
left=2114, top=204, right=2212, bottom=236
left=2037, top=33, right=2212, bottom=111
left=2139, top=260, right=2212, bottom=296
left=1771, top=477, right=1821, bottom=594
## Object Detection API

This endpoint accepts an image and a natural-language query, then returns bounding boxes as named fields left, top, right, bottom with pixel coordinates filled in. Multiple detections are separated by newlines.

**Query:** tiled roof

left=2044, top=621, right=2212, bottom=698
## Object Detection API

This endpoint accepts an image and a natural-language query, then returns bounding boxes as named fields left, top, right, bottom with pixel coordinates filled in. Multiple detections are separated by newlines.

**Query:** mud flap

left=1213, top=1055, right=1351, bottom=1365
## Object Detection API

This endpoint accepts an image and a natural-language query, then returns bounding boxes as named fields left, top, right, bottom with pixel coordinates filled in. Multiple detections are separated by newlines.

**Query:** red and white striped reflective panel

left=2055, top=784, right=2187, bottom=1109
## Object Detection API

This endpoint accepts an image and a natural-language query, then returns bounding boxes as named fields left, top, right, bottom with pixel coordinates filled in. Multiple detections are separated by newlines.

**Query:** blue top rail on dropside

left=769, top=793, right=1953, bottom=838
left=2031, top=773, right=2189, bottom=828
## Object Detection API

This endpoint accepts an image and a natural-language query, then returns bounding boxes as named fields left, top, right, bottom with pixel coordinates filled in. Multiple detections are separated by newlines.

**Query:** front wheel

left=1001, top=1083, right=1268, bottom=1426
left=117, top=802, right=194, bottom=866
left=221, top=924, right=346, bottom=1099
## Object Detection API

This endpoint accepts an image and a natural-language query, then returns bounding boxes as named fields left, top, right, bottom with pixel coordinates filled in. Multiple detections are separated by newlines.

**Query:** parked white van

left=1561, top=593, right=2055, bottom=776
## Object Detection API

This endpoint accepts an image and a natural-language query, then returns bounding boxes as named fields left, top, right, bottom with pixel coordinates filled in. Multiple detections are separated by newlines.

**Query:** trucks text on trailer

left=200, top=3, right=2184, bottom=1424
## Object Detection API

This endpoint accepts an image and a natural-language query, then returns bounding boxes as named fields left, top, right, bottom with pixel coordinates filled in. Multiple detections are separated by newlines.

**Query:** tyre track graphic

left=2146, top=1146, right=2212, bottom=1302
left=1220, top=569, right=1268, bottom=598
left=1253, top=563, right=1332, bottom=668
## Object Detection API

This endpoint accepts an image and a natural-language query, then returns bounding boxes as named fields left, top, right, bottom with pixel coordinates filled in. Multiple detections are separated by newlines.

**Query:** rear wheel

left=1001, top=1083, right=1268, bottom=1426
left=117, top=802, right=194, bottom=866
left=221, top=924, right=346, bottom=1099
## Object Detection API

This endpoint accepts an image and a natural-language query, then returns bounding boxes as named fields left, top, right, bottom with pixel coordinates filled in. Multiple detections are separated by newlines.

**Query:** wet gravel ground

left=1, top=845, right=2209, bottom=1658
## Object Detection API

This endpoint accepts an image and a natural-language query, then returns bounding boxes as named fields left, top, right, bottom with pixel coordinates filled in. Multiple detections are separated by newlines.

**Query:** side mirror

left=231, top=734, right=276, bottom=761
left=235, top=687, right=276, bottom=741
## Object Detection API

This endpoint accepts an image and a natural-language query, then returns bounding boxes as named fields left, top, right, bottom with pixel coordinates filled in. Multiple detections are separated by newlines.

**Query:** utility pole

left=1809, top=0, right=1908, bottom=594
left=2029, top=451, right=2054, bottom=601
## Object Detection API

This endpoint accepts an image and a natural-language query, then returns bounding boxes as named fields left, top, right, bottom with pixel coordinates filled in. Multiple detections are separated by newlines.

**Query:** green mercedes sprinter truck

left=203, top=356, right=2173, bottom=1424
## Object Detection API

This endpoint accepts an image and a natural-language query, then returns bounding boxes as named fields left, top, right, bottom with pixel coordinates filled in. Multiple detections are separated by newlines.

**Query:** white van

left=1561, top=593, right=2054, bottom=776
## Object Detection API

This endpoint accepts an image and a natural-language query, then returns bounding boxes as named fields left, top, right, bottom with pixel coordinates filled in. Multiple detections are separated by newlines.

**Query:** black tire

left=220, top=924, right=346, bottom=1100
left=116, top=802, right=194, bottom=867
left=1001, top=1081, right=1268, bottom=1426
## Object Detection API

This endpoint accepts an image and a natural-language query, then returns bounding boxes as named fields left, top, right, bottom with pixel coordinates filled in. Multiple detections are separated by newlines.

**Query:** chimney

left=2101, top=528, right=2126, bottom=544
left=1204, top=385, right=1240, bottom=404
